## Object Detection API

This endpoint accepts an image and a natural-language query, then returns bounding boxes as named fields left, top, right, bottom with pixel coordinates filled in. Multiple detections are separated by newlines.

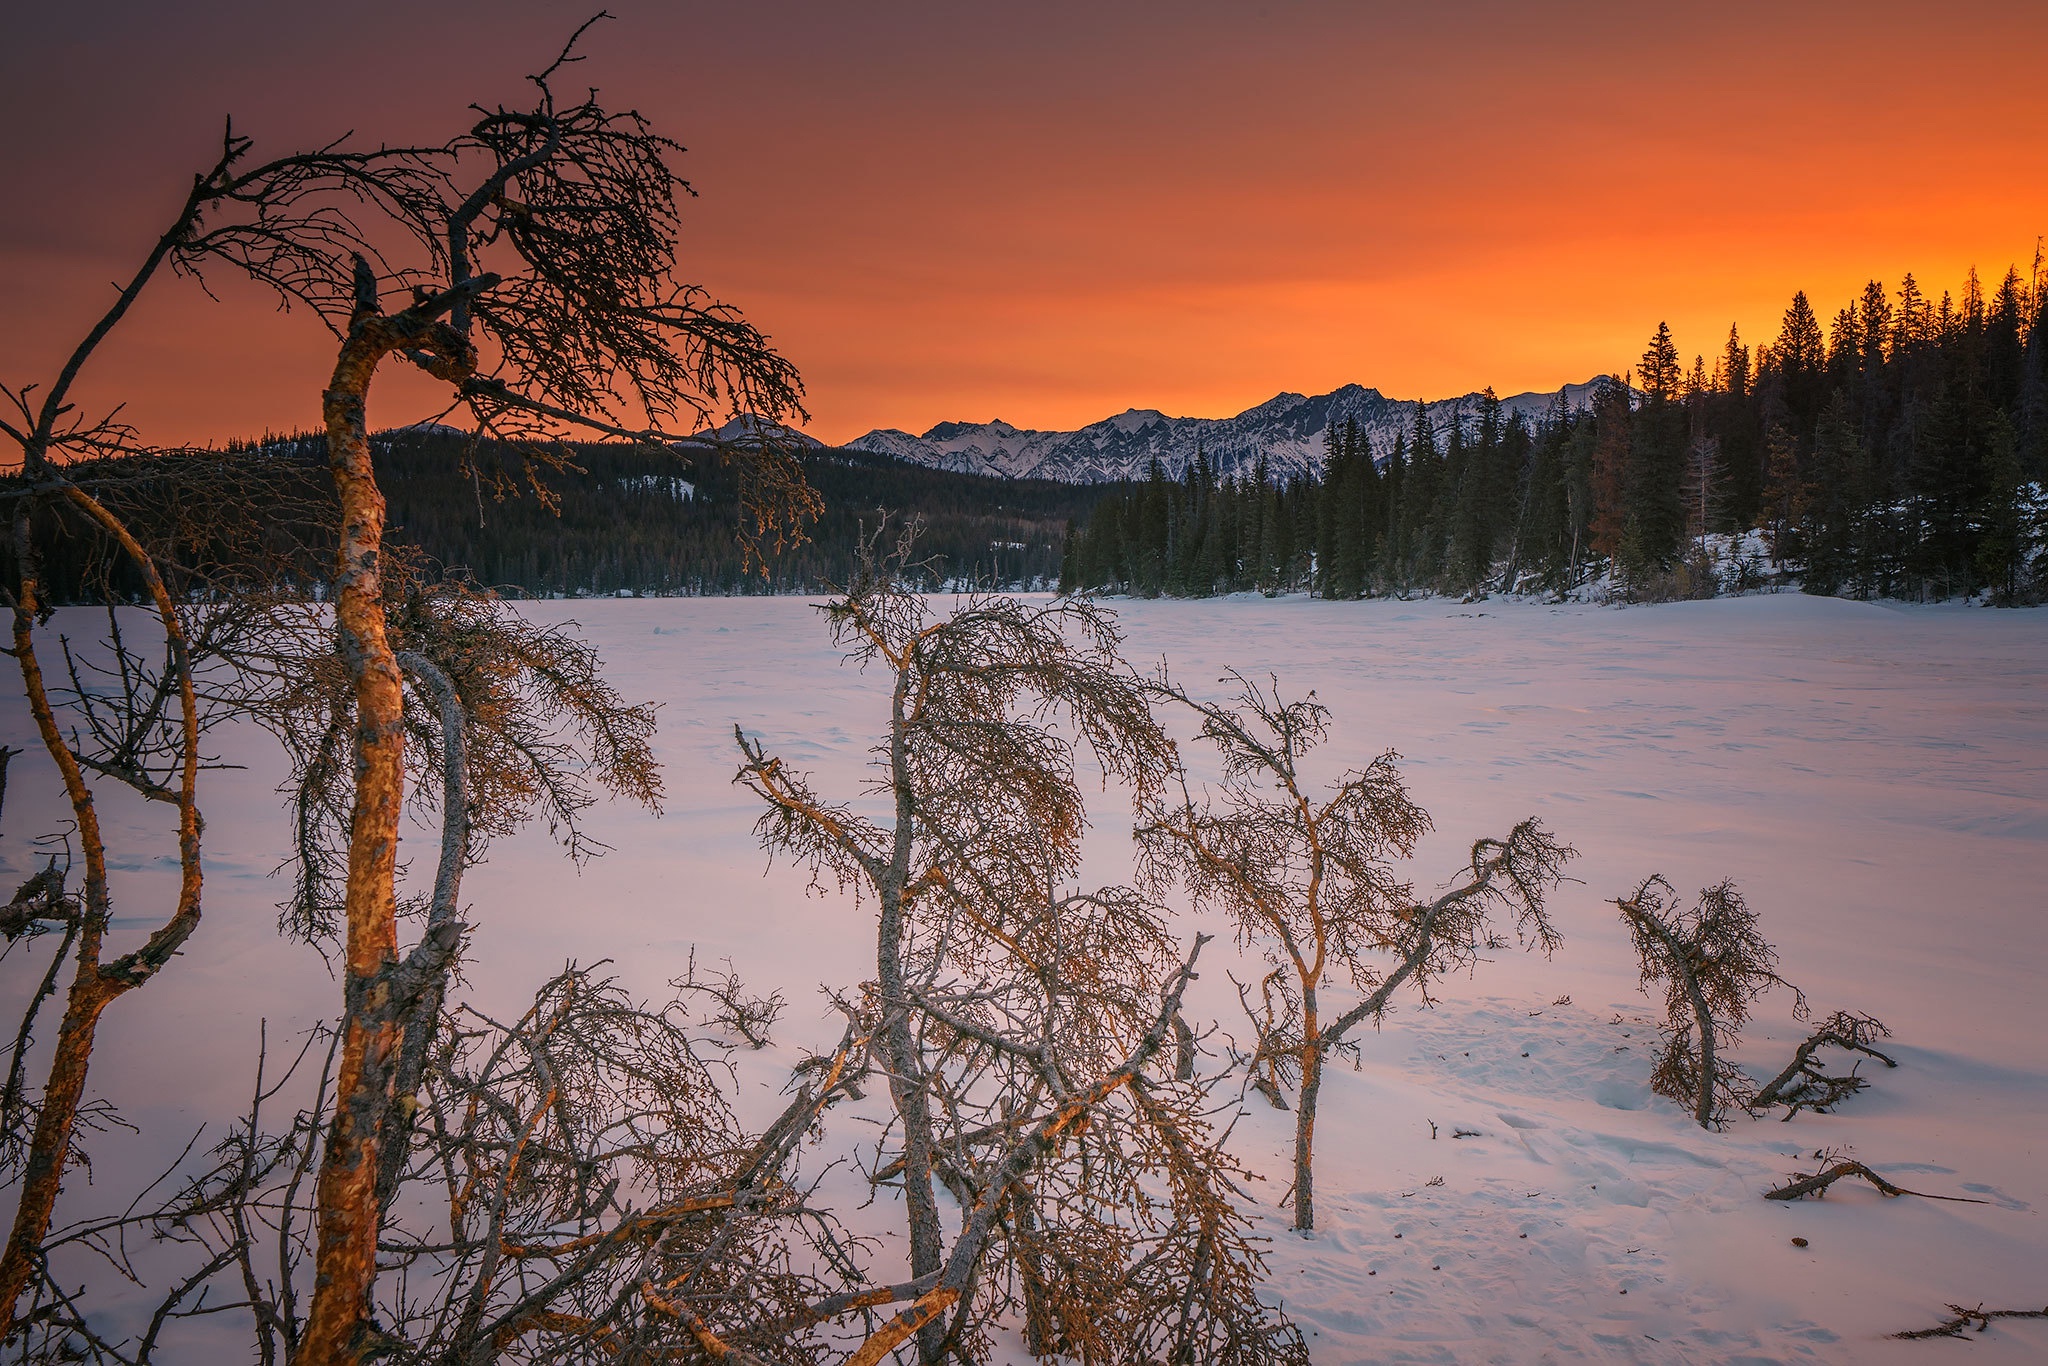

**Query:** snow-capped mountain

left=680, top=414, right=825, bottom=449
left=847, top=380, right=1610, bottom=483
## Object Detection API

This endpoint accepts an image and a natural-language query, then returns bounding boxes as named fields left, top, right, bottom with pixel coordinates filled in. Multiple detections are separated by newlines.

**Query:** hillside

left=7, top=432, right=1111, bottom=602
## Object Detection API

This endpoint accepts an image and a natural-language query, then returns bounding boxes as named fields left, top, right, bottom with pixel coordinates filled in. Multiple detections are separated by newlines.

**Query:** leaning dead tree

left=1136, top=673, right=1572, bottom=1231
left=1749, top=1010, right=1895, bottom=1118
left=0, top=113, right=366, bottom=1328
left=1763, top=1150, right=1988, bottom=1205
left=736, top=533, right=1309, bottom=1363
left=1616, top=875, right=1796, bottom=1130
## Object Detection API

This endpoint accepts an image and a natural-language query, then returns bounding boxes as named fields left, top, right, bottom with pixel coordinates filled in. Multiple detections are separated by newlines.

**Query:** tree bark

left=880, top=666, right=947, bottom=1365
left=1292, top=987, right=1321, bottom=1232
left=300, top=301, right=473, bottom=1366
left=1623, top=905, right=1718, bottom=1129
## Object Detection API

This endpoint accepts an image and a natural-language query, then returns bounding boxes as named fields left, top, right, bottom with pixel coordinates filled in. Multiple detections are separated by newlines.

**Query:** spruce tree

left=1620, top=324, right=1689, bottom=580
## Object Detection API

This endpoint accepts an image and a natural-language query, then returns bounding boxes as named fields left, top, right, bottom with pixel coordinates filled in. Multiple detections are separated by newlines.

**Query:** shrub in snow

left=1616, top=875, right=1793, bottom=1129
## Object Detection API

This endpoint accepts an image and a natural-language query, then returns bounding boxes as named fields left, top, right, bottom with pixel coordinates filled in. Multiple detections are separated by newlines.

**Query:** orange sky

left=4, top=0, right=2045, bottom=450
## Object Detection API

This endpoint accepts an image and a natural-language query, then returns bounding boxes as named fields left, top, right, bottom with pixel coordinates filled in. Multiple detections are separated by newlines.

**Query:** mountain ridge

left=841, top=379, right=1612, bottom=483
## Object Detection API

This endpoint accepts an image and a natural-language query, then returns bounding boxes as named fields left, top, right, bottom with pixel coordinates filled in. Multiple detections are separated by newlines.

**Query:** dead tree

left=0, top=454, right=342, bottom=1339
left=5, top=966, right=880, bottom=1366
left=1616, top=875, right=1796, bottom=1130
left=7, top=25, right=813, bottom=1345
left=0, top=466, right=210, bottom=1341
left=1137, top=673, right=1572, bottom=1231
left=735, top=534, right=1309, bottom=1363
left=1750, top=1010, right=1894, bottom=1118
left=1764, top=1149, right=1988, bottom=1204
left=0, top=254, right=314, bottom=1337
left=1891, top=1303, right=2048, bottom=1340
left=55, top=24, right=821, bottom=1358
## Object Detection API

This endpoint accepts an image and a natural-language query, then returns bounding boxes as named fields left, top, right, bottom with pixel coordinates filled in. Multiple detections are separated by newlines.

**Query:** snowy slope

left=3, top=593, right=2044, bottom=1363
left=847, top=380, right=1609, bottom=483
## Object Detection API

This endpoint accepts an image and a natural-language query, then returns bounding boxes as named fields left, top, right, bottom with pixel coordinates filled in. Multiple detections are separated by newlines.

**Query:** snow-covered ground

left=4, top=592, right=2044, bottom=1362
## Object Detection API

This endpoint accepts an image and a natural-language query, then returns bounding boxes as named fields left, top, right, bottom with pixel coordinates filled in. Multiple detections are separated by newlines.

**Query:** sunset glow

left=4, top=0, right=2044, bottom=447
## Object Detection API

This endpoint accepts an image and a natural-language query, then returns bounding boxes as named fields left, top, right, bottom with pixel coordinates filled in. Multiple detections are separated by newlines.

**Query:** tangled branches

left=4, top=968, right=874, bottom=1366
left=1137, top=672, right=1572, bottom=1230
left=737, top=534, right=1306, bottom=1362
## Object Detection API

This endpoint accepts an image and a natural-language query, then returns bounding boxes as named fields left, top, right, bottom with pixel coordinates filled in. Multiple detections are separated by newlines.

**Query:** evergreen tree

left=1400, top=403, right=1442, bottom=587
left=1774, top=289, right=1827, bottom=439
left=1586, top=376, right=1633, bottom=563
left=1619, top=323, right=1689, bottom=580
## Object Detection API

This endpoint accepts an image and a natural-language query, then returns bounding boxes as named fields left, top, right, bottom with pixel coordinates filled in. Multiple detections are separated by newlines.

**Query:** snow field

left=2, top=591, right=2043, bottom=1362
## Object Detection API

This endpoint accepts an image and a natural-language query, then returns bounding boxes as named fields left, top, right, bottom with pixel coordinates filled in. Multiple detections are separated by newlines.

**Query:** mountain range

left=837, top=380, right=1610, bottom=484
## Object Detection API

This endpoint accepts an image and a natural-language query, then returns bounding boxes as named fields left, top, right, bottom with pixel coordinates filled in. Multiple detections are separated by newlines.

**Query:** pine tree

left=1620, top=324, right=1689, bottom=580
left=1379, top=430, right=1407, bottom=589
left=1400, top=403, right=1442, bottom=587
left=1801, top=392, right=1866, bottom=595
left=1774, top=289, right=1827, bottom=439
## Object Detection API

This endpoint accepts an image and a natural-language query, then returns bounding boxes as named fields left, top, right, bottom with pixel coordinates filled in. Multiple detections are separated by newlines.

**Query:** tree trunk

left=0, top=963, right=114, bottom=1334
left=880, top=671, right=948, bottom=1365
left=299, top=327, right=409, bottom=1366
left=1, top=483, right=206, bottom=1334
left=1690, top=978, right=1717, bottom=1129
left=1293, top=989, right=1321, bottom=1232
left=1622, top=904, right=1719, bottom=1129
left=298, top=285, right=473, bottom=1363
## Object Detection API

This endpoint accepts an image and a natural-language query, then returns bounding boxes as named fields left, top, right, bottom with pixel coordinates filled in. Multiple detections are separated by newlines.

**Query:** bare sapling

left=736, top=530, right=1310, bottom=1363
left=1616, top=874, right=1797, bottom=1129
left=1136, top=673, right=1573, bottom=1232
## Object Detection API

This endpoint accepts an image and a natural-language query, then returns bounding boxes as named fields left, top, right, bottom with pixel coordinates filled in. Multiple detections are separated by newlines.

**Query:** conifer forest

left=1064, top=269, right=2048, bottom=605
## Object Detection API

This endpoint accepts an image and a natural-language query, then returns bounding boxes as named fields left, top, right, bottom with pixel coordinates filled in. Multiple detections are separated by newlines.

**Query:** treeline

left=15, top=431, right=1110, bottom=602
left=365, top=431, right=1104, bottom=594
left=1062, top=257, right=2048, bottom=603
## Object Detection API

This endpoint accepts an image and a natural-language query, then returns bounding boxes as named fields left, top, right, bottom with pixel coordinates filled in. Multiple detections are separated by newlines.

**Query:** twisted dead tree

left=7, top=16, right=819, bottom=1354
left=1616, top=875, right=1797, bottom=1130
left=136, top=23, right=816, bottom=1358
left=0, top=454, right=338, bottom=1243
left=1136, top=673, right=1572, bottom=1232
left=735, top=533, right=1309, bottom=1363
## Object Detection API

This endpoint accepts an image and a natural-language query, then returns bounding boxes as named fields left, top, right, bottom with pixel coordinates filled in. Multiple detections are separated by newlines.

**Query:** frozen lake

left=4, top=591, right=2045, bottom=1362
